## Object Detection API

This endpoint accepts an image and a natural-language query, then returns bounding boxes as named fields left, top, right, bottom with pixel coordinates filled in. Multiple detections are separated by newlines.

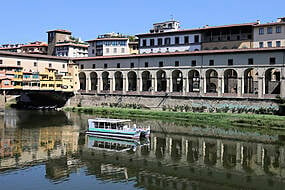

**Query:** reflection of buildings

left=0, top=111, right=79, bottom=174
left=79, top=125, right=285, bottom=190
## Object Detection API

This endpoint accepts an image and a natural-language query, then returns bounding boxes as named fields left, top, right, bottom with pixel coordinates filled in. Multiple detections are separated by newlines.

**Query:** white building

left=137, top=20, right=202, bottom=54
left=253, top=17, right=285, bottom=48
left=86, top=33, right=131, bottom=57
left=55, top=43, right=88, bottom=57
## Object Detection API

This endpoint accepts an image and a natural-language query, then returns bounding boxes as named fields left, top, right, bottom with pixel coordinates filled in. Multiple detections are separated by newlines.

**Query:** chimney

left=257, top=20, right=261, bottom=24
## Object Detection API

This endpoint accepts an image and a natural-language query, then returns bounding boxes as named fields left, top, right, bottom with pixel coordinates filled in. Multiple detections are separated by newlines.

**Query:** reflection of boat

left=87, top=118, right=150, bottom=139
left=101, top=164, right=129, bottom=180
left=87, top=135, right=149, bottom=152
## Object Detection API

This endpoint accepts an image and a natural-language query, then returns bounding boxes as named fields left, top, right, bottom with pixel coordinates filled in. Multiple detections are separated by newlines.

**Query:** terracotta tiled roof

left=136, top=22, right=258, bottom=37
left=55, top=43, right=88, bottom=48
left=86, top=38, right=129, bottom=42
left=0, top=51, right=70, bottom=60
left=47, top=29, right=72, bottom=34
left=72, top=47, right=285, bottom=61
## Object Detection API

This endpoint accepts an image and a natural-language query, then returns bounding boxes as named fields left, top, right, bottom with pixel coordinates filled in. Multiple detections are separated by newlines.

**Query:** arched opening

left=224, top=69, right=238, bottom=93
left=206, top=69, right=218, bottom=93
left=172, top=70, right=183, bottom=92
left=244, top=68, right=258, bottom=94
left=142, top=71, right=152, bottom=91
left=79, top=72, right=86, bottom=90
left=188, top=70, right=200, bottom=92
left=102, top=71, right=110, bottom=91
left=128, top=71, right=137, bottom=91
left=265, top=68, right=280, bottom=94
left=90, top=72, right=98, bottom=91
left=156, top=70, right=167, bottom=92
left=114, top=71, right=123, bottom=91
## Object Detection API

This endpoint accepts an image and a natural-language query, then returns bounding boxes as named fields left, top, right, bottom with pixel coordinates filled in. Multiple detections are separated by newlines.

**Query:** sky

left=0, top=0, right=284, bottom=44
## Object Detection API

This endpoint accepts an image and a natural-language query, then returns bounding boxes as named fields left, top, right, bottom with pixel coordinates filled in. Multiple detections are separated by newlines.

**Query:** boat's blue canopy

left=88, top=118, right=131, bottom=124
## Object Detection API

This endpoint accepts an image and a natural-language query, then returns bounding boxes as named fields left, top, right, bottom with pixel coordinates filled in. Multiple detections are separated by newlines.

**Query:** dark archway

left=224, top=69, right=238, bottom=93
left=142, top=71, right=152, bottom=91
left=79, top=72, right=86, bottom=90
left=90, top=72, right=98, bottom=91
left=156, top=70, right=167, bottom=92
left=188, top=70, right=200, bottom=92
left=206, top=69, right=218, bottom=93
left=128, top=71, right=137, bottom=91
left=172, top=70, right=183, bottom=92
left=102, top=71, right=110, bottom=91
left=265, top=68, right=280, bottom=94
left=244, top=68, right=258, bottom=94
left=114, top=71, right=123, bottom=91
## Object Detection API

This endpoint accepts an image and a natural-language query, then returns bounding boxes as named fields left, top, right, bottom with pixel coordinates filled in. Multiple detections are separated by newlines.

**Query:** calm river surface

left=0, top=109, right=285, bottom=190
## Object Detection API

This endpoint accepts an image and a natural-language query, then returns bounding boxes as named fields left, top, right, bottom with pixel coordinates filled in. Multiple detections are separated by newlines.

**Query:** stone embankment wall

left=68, top=94, right=279, bottom=113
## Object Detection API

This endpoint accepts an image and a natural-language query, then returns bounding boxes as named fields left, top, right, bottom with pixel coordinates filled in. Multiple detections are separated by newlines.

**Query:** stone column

left=169, top=74, right=173, bottom=92
left=218, top=77, right=223, bottom=97
left=123, top=77, right=127, bottom=94
left=139, top=76, right=143, bottom=92
left=110, top=73, right=114, bottom=93
left=237, top=76, right=243, bottom=97
left=258, top=76, right=264, bottom=98
left=85, top=72, right=91, bottom=91
left=125, top=73, right=129, bottom=93
left=281, top=67, right=285, bottom=98
left=151, top=76, right=155, bottom=95
left=154, top=74, right=158, bottom=92
left=99, top=75, right=103, bottom=92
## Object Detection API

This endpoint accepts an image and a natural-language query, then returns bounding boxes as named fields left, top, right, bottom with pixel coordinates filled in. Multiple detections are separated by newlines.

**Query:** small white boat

left=86, top=118, right=150, bottom=140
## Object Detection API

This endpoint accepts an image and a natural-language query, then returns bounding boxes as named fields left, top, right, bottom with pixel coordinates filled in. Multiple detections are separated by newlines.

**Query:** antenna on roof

left=170, top=14, right=174, bottom=21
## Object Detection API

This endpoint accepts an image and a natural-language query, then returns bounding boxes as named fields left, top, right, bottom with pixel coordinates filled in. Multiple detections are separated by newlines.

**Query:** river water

left=0, top=109, right=285, bottom=190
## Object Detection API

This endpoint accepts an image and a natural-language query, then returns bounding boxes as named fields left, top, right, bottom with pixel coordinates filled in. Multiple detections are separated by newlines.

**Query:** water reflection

left=0, top=109, right=285, bottom=190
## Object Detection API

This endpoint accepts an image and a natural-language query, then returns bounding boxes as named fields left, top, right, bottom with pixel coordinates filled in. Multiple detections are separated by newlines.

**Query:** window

left=259, top=42, right=264, bottom=48
left=236, top=35, right=240, bottom=40
left=276, top=41, right=281, bottom=47
left=159, top=61, right=163, bottom=67
left=113, top=48, right=117, bottom=53
left=92, top=64, right=96, bottom=69
left=104, top=63, right=108, bottom=68
left=62, top=64, right=65, bottom=69
left=175, top=37, right=180, bottom=44
left=164, top=38, right=171, bottom=45
left=259, top=28, right=264, bottom=35
left=158, top=38, right=163, bottom=46
left=270, top=57, right=276, bottom=64
left=34, top=62, right=37, bottom=67
left=184, top=36, right=189, bottom=44
left=80, top=64, right=84, bottom=69
left=92, top=49, right=95, bottom=54
left=194, top=35, right=199, bottom=43
left=150, top=39, right=155, bottom=46
left=130, top=62, right=134, bottom=68
left=106, top=48, right=109, bottom=53
left=17, top=61, right=21, bottom=66
left=121, top=48, right=125, bottom=53
left=49, top=63, right=52, bottom=68
left=248, top=58, right=253, bottom=65
left=117, top=63, right=120, bottom=68
left=142, top=39, right=147, bottom=46
left=0, top=60, right=2, bottom=64
left=209, top=60, right=214, bottom=66
left=145, top=62, right=148, bottom=67
left=267, top=27, right=273, bottom=34
left=228, top=59, right=233, bottom=66
left=276, top=26, right=282, bottom=33
left=191, top=60, right=197, bottom=66
left=267, top=41, right=272, bottom=47
left=175, top=61, right=179, bottom=67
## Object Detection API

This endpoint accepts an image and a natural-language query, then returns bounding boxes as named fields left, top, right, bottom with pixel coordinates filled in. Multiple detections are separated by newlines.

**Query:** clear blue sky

left=1, top=0, right=284, bottom=44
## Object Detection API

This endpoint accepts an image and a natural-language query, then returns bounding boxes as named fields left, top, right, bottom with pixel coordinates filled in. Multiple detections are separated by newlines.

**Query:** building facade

left=253, top=17, right=285, bottom=48
left=75, top=48, right=285, bottom=99
left=87, top=33, right=135, bottom=57
left=55, top=42, right=88, bottom=57
left=21, top=41, right=48, bottom=55
left=47, top=29, right=72, bottom=56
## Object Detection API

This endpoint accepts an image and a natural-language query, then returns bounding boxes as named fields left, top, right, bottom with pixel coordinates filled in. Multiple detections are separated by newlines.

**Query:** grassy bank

left=64, top=106, right=285, bottom=130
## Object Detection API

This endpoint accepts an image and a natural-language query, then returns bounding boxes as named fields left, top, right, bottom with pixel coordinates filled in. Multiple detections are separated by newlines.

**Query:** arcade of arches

left=79, top=68, right=284, bottom=98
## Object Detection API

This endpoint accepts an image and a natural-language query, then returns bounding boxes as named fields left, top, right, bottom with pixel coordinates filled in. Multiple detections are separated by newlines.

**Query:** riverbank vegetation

left=64, top=106, right=285, bottom=130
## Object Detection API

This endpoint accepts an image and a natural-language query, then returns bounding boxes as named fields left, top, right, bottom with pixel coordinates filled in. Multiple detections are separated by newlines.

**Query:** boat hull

left=86, top=130, right=141, bottom=140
